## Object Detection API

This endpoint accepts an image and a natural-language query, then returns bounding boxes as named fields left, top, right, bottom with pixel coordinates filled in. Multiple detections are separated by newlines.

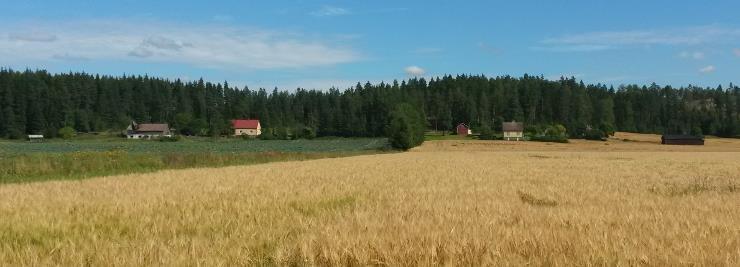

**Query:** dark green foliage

left=583, top=128, right=607, bottom=141
left=0, top=69, right=738, bottom=141
left=275, top=127, right=290, bottom=140
left=531, top=124, right=569, bottom=143
left=158, top=135, right=182, bottom=142
left=259, top=131, right=276, bottom=140
left=294, top=126, right=317, bottom=140
left=478, top=123, right=497, bottom=140
left=57, top=126, right=76, bottom=139
left=387, top=103, right=426, bottom=150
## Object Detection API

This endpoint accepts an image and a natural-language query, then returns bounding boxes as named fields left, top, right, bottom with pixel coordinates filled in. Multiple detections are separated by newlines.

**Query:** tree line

left=1, top=69, right=738, bottom=142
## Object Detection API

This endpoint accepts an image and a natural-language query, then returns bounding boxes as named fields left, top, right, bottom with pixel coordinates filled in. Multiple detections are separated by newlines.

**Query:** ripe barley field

left=1, top=133, right=739, bottom=266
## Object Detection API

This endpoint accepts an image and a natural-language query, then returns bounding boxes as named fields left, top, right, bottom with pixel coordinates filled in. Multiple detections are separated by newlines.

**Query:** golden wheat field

left=1, top=133, right=739, bottom=266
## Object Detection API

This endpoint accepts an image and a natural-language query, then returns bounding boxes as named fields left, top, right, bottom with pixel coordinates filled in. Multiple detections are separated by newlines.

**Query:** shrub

left=531, top=124, right=569, bottom=143
left=478, top=123, right=497, bottom=140
left=295, top=127, right=317, bottom=140
left=387, top=103, right=425, bottom=150
left=275, top=127, right=290, bottom=140
left=584, top=128, right=607, bottom=141
left=58, top=126, right=76, bottom=139
left=259, top=130, right=277, bottom=140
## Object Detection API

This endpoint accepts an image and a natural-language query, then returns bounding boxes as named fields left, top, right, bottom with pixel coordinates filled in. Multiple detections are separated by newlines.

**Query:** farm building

left=27, top=135, right=44, bottom=142
left=661, top=135, right=704, bottom=145
left=231, top=119, right=262, bottom=137
left=502, top=121, right=524, bottom=141
left=126, top=121, right=172, bottom=139
left=456, top=123, right=471, bottom=137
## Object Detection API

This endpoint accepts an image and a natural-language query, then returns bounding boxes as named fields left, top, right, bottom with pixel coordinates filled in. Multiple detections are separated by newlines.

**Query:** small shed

left=502, top=121, right=524, bottom=141
left=27, top=135, right=44, bottom=142
left=661, top=135, right=704, bottom=145
left=456, top=123, right=471, bottom=137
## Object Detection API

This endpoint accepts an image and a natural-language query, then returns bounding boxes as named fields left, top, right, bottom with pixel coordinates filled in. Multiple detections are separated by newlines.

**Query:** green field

left=0, top=137, right=390, bottom=184
left=0, top=137, right=389, bottom=155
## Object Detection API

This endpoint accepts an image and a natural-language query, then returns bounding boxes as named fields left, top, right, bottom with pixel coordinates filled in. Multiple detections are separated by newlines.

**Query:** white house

left=126, top=121, right=172, bottom=139
left=502, top=121, right=524, bottom=141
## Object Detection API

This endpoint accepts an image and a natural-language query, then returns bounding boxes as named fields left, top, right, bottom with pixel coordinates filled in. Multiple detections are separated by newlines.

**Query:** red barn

left=456, top=123, right=471, bottom=136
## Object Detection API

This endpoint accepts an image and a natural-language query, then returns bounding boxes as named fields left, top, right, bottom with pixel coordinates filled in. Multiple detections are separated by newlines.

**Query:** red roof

left=232, top=119, right=260, bottom=129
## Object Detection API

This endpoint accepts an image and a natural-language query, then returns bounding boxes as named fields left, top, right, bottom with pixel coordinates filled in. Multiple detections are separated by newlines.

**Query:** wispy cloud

left=8, top=32, right=58, bottom=42
left=477, top=42, right=503, bottom=54
left=540, top=25, right=740, bottom=52
left=699, top=65, right=716, bottom=73
left=404, top=66, right=426, bottom=76
left=311, top=6, right=350, bottom=17
left=0, top=20, right=361, bottom=70
left=679, top=51, right=705, bottom=60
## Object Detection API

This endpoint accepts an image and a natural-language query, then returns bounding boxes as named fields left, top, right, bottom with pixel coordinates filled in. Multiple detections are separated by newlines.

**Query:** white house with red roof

left=231, top=119, right=261, bottom=137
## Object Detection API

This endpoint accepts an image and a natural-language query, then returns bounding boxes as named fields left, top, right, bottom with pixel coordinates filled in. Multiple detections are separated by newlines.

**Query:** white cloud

left=679, top=51, right=705, bottom=60
left=699, top=65, right=716, bottom=73
left=404, top=66, right=426, bottom=76
left=541, top=25, right=740, bottom=51
left=311, top=6, right=350, bottom=17
left=0, top=20, right=361, bottom=70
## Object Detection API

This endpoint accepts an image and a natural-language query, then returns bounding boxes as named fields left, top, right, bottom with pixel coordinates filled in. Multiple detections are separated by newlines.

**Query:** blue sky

left=1, top=1, right=739, bottom=89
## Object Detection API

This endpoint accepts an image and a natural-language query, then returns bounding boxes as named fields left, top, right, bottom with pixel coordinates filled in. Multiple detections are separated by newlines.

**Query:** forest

left=0, top=68, right=738, bottom=140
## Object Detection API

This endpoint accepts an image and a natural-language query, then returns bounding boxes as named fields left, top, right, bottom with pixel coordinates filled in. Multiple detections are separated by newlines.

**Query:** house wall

left=234, top=128, right=262, bottom=136
left=127, top=132, right=171, bottom=139
left=504, top=131, right=523, bottom=138
left=503, top=131, right=523, bottom=141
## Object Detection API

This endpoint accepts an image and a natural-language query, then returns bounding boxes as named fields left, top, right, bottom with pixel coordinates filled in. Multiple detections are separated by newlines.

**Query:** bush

left=387, top=103, right=426, bottom=150
left=58, top=126, right=76, bottom=139
left=275, top=127, right=290, bottom=140
left=583, top=128, right=607, bottom=141
left=259, top=130, right=277, bottom=140
left=531, top=124, right=569, bottom=143
left=600, top=123, right=616, bottom=137
left=295, top=126, right=317, bottom=140
left=478, top=123, right=497, bottom=140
